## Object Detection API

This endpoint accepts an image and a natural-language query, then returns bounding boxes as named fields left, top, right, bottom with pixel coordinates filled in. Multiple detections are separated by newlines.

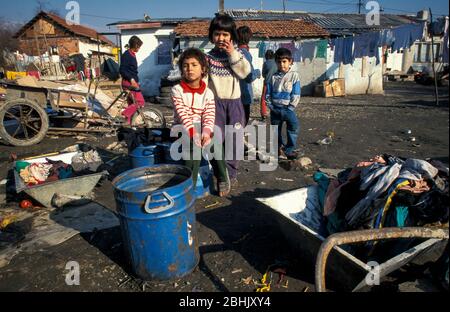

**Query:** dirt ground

left=0, top=81, right=448, bottom=292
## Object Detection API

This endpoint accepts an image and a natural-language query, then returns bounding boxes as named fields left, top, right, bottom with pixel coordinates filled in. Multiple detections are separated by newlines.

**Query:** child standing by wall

left=171, top=48, right=230, bottom=197
left=206, top=14, right=251, bottom=185
left=260, top=50, right=278, bottom=120
left=119, top=36, right=146, bottom=125
left=237, top=25, right=260, bottom=126
left=266, top=48, right=301, bottom=160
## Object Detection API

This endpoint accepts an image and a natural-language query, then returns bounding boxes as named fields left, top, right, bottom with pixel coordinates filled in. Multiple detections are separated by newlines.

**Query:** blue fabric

left=258, top=41, right=267, bottom=58
left=302, top=41, right=316, bottom=61
left=120, top=50, right=139, bottom=83
left=396, top=206, right=409, bottom=228
left=266, top=70, right=301, bottom=108
left=410, top=23, right=425, bottom=42
left=270, top=105, right=299, bottom=154
left=392, top=24, right=421, bottom=52
left=353, top=32, right=381, bottom=64
left=239, top=48, right=259, bottom=105
left=314, top=172, right=330, bottom=212
left=333, top=37, right=354, bottom=65
left=379, top=29, right=395, bottom=47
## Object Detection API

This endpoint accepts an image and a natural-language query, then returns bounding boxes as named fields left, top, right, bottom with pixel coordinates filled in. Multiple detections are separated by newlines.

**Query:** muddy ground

left=0, top=81, right=448, bottom=292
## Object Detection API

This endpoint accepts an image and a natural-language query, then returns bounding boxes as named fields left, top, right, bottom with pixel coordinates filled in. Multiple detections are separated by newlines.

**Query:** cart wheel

left=132, top=107, right=167, bottom=129
left=0, top=99, right=49, bottom=147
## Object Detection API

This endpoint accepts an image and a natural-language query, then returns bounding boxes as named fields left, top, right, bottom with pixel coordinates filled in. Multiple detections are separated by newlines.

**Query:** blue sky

left=1, top=0, right=449, bottom=32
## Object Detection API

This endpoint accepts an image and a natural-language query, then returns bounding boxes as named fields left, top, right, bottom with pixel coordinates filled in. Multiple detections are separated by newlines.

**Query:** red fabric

left=129, top=49, right=137, bottom=57
left=260, top=84, right=268, bottom=117
left=180, top=80, right=206, bottom=95
left=121, top=80, right=146, bottom=125
left=27, top=71, right=41, bottom=79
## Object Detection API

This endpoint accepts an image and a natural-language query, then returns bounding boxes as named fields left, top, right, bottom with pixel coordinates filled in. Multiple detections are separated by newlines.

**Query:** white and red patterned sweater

left=171, top=81, right=215, bottom=137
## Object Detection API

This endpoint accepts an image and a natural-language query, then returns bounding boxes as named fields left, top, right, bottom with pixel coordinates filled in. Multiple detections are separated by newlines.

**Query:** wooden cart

left=0, top=82, right=166, bottom=147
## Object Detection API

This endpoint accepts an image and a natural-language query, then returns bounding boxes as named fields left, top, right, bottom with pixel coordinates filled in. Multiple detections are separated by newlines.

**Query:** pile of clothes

left=17, top=150, right=103, bottom=187
left=314, top=155, right=449, bottom=261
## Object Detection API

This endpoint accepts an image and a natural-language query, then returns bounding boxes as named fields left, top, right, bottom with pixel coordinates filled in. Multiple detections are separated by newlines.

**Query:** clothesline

left=256, top=22, right=426, bottom=65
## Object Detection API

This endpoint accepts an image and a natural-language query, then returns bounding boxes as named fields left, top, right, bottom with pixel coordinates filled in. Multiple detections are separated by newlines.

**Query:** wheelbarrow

left=14, top=152, right=106, bottom=208
left=257, top=186, right=449, bottom=292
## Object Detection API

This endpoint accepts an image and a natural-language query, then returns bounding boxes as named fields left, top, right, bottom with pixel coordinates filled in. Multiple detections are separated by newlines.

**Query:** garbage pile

left=17, top=148, right=103, bottom=187
left=313, top=154, right=449, bottom=260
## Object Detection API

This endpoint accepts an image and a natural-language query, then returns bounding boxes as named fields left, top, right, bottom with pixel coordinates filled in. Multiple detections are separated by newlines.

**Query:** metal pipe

left=315, top=227, right=449, bottom=292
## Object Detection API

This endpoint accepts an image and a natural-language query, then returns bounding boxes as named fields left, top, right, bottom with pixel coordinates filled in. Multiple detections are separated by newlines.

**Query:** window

left=157, top=37, right=172, bottom=65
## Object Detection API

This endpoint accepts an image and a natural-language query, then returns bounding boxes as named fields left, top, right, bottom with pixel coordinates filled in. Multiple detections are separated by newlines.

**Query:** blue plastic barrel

left=129, top=145, right=161, bottom=169
left=112, top=165, right=199, bottom=281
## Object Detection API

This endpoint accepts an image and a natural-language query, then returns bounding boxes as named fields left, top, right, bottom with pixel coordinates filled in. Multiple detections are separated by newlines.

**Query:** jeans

left=270, top=105, right=300, bottom=155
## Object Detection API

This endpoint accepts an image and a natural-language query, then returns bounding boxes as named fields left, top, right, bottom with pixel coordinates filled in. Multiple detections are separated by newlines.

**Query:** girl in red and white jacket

left=171, top=48, right=230, bottom=197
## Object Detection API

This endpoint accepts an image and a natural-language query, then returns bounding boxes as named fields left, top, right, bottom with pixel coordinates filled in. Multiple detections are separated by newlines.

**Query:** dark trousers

left=215, top=98, right=246, bottom=180
left=184, top=140, right=228, bottom=185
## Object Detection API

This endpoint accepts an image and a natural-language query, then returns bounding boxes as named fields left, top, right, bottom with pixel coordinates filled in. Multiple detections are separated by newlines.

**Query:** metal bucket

left=112, top=165, right=199, bottom=281
left=129, top=145, right=161, bottom=169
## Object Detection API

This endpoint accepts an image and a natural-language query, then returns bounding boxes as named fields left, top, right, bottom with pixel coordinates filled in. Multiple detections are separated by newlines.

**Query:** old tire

left=0, top=99, right=49, bottom=147
left=132, top=106, right=167, bottom=129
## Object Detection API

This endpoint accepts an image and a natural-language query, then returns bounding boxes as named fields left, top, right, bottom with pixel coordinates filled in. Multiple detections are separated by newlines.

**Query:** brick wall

left=18, top=37, right=79, bottom=57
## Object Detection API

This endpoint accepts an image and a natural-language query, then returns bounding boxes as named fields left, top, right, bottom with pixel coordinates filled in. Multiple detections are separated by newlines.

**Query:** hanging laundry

left=353, top=33, right=372, bottom=60
left=293, top=42, right=302, bottom=62
left=280, top=42, right=295, bottom=52
left=316, top=40, right=328, bottom=59
left=410, top=23, right=425, bottom=43
left=342, top=37, right=354, bottom=65
left=258, top=41, right=267, bottom=58
left=392, top=24, right=422, bottom=52
left=332, top=37, right=353, bottom=65
left=332, top=38, right=343, bottom=63
left=301, top=41, right=316, bottom=62
left=379, top=29, right=395, bottom=47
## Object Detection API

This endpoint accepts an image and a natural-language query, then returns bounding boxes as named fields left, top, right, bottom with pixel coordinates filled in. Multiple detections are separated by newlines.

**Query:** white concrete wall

left=327, top=47, right=384, bottom=95
left=121, top=27, right=175, bottom=96
left=182, top=37, right=384, bottom=97
left=78, top=41, right=113, bottom=58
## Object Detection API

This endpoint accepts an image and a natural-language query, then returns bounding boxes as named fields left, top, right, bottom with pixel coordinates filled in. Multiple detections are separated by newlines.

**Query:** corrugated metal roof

left=107, top=17, right=206, bottom=27
left=225, top=10, right=422, bottom=35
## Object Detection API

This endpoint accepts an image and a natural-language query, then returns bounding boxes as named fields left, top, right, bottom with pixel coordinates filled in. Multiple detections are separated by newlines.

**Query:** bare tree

left=0, top=17, right=22, bottom=69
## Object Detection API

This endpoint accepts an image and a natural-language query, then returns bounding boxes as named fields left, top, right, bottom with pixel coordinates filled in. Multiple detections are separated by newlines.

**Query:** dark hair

left=237, top=26, right=252, bottom=45
left=275, top=48, right=293, bottom=61
left=265, top=49, right=275, bottom=60
left=178, top=48, right=209, bottom=77
left=129, top=36, right=143, bottom=49
left=208, top=14, right=238, bottom=43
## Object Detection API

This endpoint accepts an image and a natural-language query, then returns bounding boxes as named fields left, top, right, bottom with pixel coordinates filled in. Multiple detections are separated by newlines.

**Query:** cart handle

left=144, top=192, right=175, bottom=214
left=315, top=227, right=449, bottom=292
